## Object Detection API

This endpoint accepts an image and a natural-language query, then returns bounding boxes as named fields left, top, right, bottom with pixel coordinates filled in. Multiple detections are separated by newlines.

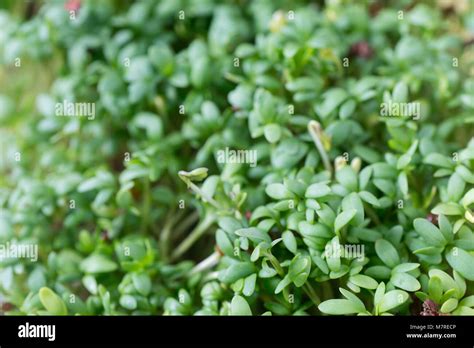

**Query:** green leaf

left=273, top=200, right=294, bottom=211
left=265, top=183, right=293, bottom=200
left=375, top=239, right=400, bottom=268
left=243, top=274, right=257, bottom=297
left=39, top=287, right=67, bottom=315
left=429, top=270, right=457, bottom=292
left=456, top=165, right=474, bottom=184
left=349, top=274, right=378, bottom=290
left=216, top=229, right=234, bottom=256
left=461, top=188, right=474, bottom=208
left=235, top=227, right=271, bottom=244
left=335, top=209, right=357, bottom=233
left=312, top=254, right=329, bottom=274
left=335, top=166, right=358, bottom=191
left=148, top=43, right=174, bottom=75
left=82, top=275, right=98, bottom=295
left=120, top=294, right=137, bottom=310
left=447, top=173, right=465, bottom=202
left=282, top=230, right=297, bottom=253
left=218, top=217, right=242, bottom=233
left=339, top=288, right=366, bottom=310
left=365, top=265, right=392, bottom=279
left=438, top=215, right=453, bottom=243
left=317, top=88, right=348, bottom=118
left=318, top=299, right=363, bottom=315
left=132, top=273, right=152, bottom=296
left=326, top=237, right=341, bottom=272
left=378, top=290, right=408, bottom=313
left=288, top=254, right=311, bottom=287
left=397, top=140, right=418, bottom=169
left=392, top=81, right=408, bottom=103
left=218, top=262, right=255, bottom=283
left=275, top=275, right=291, bottom=294
left=423, top=153, right=454, bottom=169
left=305, top=182, right=331, bottom=199
left=351, top=227, right=382, bottom=242
left=373, top=179, right=396, bottom=197
left=445, top=247, right=474, bottom=281
left=178, top=167, right=208, bottom=182
left=263, top=123, right=282, bottom=143
left=453, top=306, right=474, bottom=315
left=358, top=191, right=380, bottom=207
left=374, top=282, right=385, bottom=307
left=119, top=165, right=150, bottom=184
left=259, top=260, right=278, bottom=278
left=391, top=272, right=421, bottom=291
left=453, top=271, right=466, bottom=298
left=131, top=112, right=163, bottom=139
left=28, top=268, right=47, bottom=292
left=428, top=276, right=443, bottom=303
left=413, top=246, right=442, bottom=255
left=80, top=254, right=118, bottom=274
left=339, top=99, right=356, bottom=119
left=431, top=203, right=463, bottom=216
left=354, top=146, right=381, bottom=164
left=359, top=166, right=372, bottom=190
left=78, top=173, right=114, bottom=192
left=316, top=204, right=336, bottom=226
left=299, top=221, right=332, bottom=238
left=397, top=172, right=408, bottom=197
left=346, top=280, right=361, bottom=294
left=440, top=298, right=458, bottom=313
left=459, top=295, right=474, bottom=307
left=286, top=179, right=306, bottom=197
left=341, top=192, right=364, bottom=226
left=397, top=155, right=411, bottom=170
left=271, top=138, right=308, bottom=169
left=413, top=218, right=446, bottom=247
left=392, top=263, right=420, bottom=273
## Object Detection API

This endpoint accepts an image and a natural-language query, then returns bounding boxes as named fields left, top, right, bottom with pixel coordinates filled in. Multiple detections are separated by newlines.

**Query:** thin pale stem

left=308, top=120, right=332, bottom=173
left=180, top=176, right=220, bottom=210
left=171, top=213, right=216, bottom=261
left=303, top=283, right=321, bottom=306
left=160, top=210, right=184, bottom=262
left=189, top=251, right=221, bottom=276
left=265, top=252, right=285, bottom=276
left=173, top=210, right=200, bottom=239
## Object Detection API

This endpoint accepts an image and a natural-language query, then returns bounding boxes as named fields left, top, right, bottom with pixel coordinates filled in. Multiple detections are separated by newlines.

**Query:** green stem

left=308, top=120, right=332, bottom=174
left=189, top=251, right=221, bottom=276
left=365, top=204, right=381, bottom=225
left=179, top=176, right=220, bottom=209
left=264, top=252, right=291, bottom=306
left=173, top=210, right=199, bottom=240
left=265, top=252, right=285, bottom=276
left=266, top=251, right=319, bottom=308
left=171, top=213, right=216, bottom=261
left=160, top=210, right=183, bottom=262
left=303, top=283, right=321, bottom=306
